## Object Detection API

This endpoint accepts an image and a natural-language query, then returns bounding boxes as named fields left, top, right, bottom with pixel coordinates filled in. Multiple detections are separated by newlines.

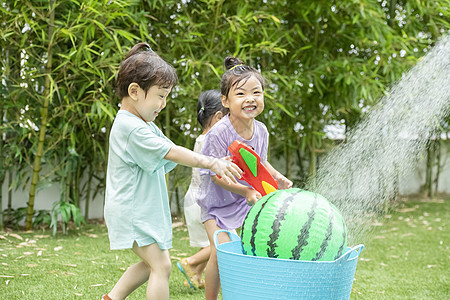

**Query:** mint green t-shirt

left=105, top=110, right=176, bottom=250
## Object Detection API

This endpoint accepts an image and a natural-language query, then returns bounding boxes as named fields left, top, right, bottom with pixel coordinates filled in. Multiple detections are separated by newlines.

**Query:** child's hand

left=245, top=188, right=262, bottom=206
left=212, top=157, right=242, bottom=184
left=276, top=175, right=293, bottom=190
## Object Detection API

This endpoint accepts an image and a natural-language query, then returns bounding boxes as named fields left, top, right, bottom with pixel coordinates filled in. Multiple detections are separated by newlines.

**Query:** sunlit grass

left=0, top=220, right=207, bottom=299
left=0, top=195, right=448, bottom=299
left=351, top=195, right=449, bottom=299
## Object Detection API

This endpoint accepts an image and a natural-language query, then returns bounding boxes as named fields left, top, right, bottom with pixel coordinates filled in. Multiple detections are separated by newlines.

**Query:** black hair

left=116, top=42, right=178, bottom=98
left=196, top=89, right=229, bottom=129
left=220, top=56, right=265, bottom=98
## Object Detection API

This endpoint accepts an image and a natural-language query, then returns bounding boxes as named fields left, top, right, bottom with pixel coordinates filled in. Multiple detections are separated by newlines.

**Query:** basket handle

left=339, top=244, right=364, bottom=262
left=213, top=229, right=240, bottom=248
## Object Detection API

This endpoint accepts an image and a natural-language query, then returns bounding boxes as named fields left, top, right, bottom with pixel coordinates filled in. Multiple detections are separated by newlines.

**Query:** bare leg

left=204, top=220, right=230, bottom=300
left=195, top=260, right=208, bottom=278
left=108, top=242, right=171, bottom=300
left=187, top=245, right=210, bottom=274
left=108, top=260, right=150, bottom=300
left=133, top=242, right=171, bottom=300
left=184, top=246, right=209, bottom=287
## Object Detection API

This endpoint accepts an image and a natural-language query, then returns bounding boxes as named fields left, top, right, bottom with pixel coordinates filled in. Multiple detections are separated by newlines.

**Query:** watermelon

left=241, top=188, right=347, bottom=261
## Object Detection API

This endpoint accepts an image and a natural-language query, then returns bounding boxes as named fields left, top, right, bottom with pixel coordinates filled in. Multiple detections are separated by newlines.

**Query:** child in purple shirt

left=198, top=113, right=268, bottom=229
left=198, top=56, right=293, bottom=300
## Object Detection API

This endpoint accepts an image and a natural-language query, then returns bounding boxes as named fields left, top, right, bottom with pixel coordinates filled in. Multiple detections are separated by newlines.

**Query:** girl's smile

left=243, top=105, right=257, bottom=111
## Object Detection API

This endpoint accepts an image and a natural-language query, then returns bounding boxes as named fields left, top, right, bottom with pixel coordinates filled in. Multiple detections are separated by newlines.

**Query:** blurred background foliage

left=0, top=0, right=449, bottom=230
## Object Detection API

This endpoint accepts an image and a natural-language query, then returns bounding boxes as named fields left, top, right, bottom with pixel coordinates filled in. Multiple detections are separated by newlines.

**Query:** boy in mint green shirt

left=105, top=110, right=176, bottom=250
left=102, top=43, right=241, bottom=300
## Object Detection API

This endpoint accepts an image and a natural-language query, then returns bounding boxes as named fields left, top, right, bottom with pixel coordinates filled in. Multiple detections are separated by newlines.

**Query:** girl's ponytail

left=196, top=90, right=228, bottom=129
left=197, top=96, right=206, bottom=126
left=224, top=56, right=244, bottom=71
left=124, top=42, right=154, bottom=60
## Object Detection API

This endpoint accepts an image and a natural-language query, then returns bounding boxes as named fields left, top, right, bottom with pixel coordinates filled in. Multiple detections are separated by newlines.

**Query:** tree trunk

left=7, top=171, right=12, bottom=224
left=73, top=159, right=81, bottom=208
left=285, top=143, right=291, bottom=179
left=433, top=139, right=441, bottom=197
left=0, top=176, right=3, bottom=232
left=424, top=140, right=434, bottom=198
left=164, top=102, right=174, bottom=211
left=0, top=107, right=3, bottom=231
left=25, top=0, right=56, bottom=230
left=103, top=123, right=110, bottom=216
left=296, top=147, right=305, bottom=186
left=85, top=164, right=92, bottom=220
left=175, top=186, right=181, bottom=217
left=308, top=137, right=317, bottom=179
left=65, top=159, right=72, bottom=203
left=388, top=0, right=397, bottom=27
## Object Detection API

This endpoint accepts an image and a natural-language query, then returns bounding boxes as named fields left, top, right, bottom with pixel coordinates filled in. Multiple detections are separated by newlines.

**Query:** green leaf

left=275, top=103, right=295, bottom=118
left=271, top=15, right=281, bottom=24
left=114, top=29, right=139, bottom=42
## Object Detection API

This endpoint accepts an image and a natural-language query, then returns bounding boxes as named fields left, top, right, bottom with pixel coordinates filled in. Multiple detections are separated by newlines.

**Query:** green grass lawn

left=0, top=195, right=448, bottom=299
left=351, top=195, right=449, bottom=299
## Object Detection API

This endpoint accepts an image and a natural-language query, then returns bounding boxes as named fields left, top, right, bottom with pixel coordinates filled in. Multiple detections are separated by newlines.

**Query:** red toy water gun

left=227, top=140, right=278, bottom=196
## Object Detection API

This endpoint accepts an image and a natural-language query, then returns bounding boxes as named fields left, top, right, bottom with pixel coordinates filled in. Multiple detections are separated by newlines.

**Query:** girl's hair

left=220, top=56, right=265, bottom=98
left=116, top=42, right=178, bottom=98
left=196, top=89, right=229, bottom=129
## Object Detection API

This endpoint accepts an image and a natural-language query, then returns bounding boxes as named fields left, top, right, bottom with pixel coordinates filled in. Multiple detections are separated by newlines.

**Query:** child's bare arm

left=263, top=161, right=293, bottom=190
left=164, top=145, right=241, bottom=184
left=212, top=176, right=261, bottom=206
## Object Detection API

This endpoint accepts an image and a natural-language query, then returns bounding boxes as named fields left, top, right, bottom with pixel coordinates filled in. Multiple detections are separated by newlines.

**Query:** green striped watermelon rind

left=241, top=188, right=347, bottom=261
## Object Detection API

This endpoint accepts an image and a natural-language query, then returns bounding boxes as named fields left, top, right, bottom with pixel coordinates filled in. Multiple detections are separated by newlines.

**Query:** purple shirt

left=198, top=114, right=269, bottom=230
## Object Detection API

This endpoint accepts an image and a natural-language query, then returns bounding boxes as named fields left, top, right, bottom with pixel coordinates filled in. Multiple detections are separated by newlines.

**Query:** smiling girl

left=197, top=56, right=293, bottom=299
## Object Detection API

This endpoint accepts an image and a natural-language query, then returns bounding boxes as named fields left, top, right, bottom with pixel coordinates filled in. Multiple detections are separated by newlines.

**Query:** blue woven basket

left=214, top=230, right=363, bottom=300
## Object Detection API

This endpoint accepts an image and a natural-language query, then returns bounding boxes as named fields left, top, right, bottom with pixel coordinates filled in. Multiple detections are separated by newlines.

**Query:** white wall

left=2, top=146, right=449, bottom=221
left=399, top=154, right=450, bottom=194
left=1, top=171, right=106, bottom=220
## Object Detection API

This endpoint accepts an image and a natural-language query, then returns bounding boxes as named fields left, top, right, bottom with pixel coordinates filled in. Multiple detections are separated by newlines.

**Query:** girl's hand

left=245, top=188, right=262, bottom=206
left=276, top=175, right=293, bottom=190
left=211, top=157, right=242, bottom=184
left=263, top=161, right=292, bottom=190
